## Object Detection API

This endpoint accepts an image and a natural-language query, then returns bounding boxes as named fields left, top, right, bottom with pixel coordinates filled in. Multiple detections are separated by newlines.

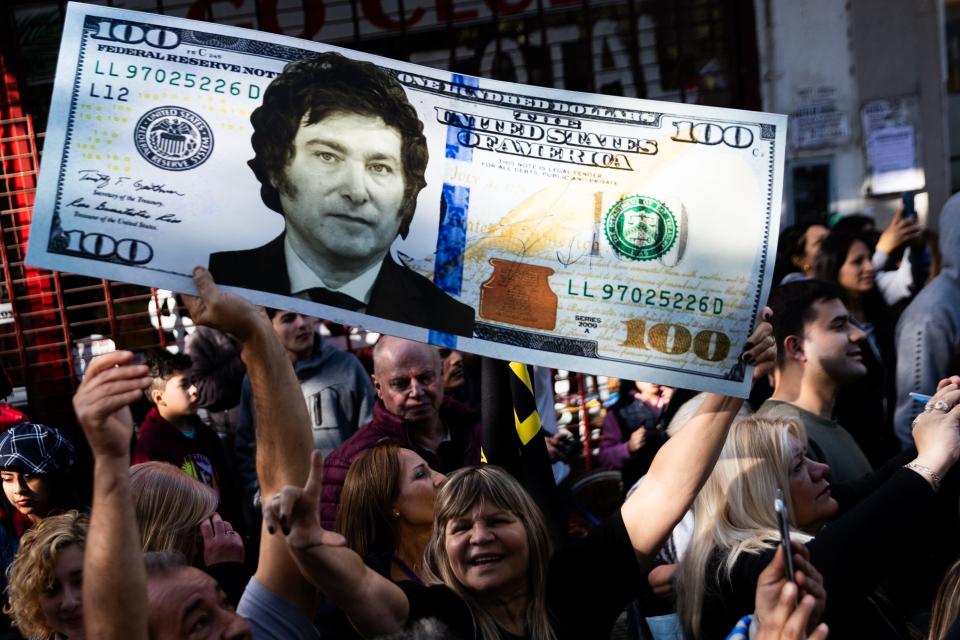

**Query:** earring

left=392, top=509, right=400, bottom=518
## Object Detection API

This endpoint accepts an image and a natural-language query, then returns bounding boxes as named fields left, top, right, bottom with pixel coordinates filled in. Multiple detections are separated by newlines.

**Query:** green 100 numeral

left=623, top=319, right=731, bottom=362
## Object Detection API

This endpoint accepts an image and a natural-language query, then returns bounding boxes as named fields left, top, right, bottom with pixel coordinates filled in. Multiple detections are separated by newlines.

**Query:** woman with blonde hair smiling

left=676, top=377, right=960, bottom=640
left=420, top=464, right=558, bottom=639
left=4, top=510, right=87, bottom=639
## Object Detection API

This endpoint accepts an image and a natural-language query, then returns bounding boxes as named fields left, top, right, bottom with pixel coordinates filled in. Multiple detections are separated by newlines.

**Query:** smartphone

left=775, top=489, right=796, bottom=584
left=902, top=191, right=917, bottom=221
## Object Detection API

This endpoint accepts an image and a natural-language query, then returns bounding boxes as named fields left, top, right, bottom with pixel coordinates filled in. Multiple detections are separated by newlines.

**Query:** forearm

left=621, top=393, right=742, bottom=556
left=84, top=456, right=148, bottom=640
left=289, top=545, right=408, bottom=637
left=875, top=262, right=912, bottom=306
left=240, top=318, right=322, bottom=613
left=240, top=322, right=312, bottom=496
left=871, top=248, right=890, bottom=271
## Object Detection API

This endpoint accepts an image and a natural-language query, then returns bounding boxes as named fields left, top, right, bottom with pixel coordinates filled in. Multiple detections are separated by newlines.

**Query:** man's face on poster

left=276, top=111, right=406, bottom=267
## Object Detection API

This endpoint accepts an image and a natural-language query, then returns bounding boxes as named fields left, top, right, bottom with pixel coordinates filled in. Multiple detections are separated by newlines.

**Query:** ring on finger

left=932, top=400, right=952, bottom=412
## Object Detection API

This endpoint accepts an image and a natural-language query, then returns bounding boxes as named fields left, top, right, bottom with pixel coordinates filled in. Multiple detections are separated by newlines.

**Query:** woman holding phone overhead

left=262, top=314, right=777, bottom=640
left=675, top=377, right=960, bottom=640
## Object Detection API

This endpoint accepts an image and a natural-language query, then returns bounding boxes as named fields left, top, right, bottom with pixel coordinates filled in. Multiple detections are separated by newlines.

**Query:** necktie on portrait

left=306, top=287, right=365, bottom=311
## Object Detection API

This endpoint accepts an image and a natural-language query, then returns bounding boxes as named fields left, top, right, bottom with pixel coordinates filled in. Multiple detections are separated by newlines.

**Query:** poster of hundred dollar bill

left=27, top=2, right=787, bottom=397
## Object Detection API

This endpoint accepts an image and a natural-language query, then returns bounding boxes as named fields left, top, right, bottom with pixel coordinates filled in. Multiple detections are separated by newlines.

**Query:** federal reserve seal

left=604, top=195, right=678, bottom=261
left=134, top=107, right=213, bottom=171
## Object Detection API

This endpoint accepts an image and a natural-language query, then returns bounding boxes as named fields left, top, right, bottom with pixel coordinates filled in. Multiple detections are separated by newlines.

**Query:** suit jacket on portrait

left=208, top=234, right=475, bottom=337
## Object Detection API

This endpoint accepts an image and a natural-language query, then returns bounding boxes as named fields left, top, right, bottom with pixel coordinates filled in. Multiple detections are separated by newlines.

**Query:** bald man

left=319, top=336, right=482, bottom=528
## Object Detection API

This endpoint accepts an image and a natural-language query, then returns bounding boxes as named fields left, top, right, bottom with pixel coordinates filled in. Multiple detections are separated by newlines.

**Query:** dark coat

left=208, top=234, right=475, bottom=337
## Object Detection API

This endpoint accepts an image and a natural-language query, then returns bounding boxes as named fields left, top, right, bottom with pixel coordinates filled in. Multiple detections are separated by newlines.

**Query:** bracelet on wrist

left=904, top=462, right=942, bottom=491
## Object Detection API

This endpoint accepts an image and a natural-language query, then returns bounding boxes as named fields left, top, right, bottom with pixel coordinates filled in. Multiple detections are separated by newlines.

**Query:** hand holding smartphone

left=775, top=488, right=796, bottom=584
left=902, top=191, right=917, bottom=222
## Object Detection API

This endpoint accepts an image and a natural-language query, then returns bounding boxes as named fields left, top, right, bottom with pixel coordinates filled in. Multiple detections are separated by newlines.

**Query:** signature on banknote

left=78, top=169, right=185, bottom=196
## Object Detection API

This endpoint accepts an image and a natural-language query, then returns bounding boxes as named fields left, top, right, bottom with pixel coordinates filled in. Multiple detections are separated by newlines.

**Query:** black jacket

left=208, top=234, right=475, bottom=337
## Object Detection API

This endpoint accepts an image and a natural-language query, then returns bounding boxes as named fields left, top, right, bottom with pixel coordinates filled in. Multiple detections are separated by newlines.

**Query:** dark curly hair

left=248, top=52, right=429, bottom=239
left=143, top=349, right=192, bottom=393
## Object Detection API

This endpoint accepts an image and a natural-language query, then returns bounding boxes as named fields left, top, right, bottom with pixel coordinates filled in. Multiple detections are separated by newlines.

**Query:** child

left=133, top=350, right=242, bottom=531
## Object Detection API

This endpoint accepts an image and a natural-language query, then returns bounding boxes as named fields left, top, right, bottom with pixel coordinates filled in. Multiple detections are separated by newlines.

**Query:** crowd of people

left=0, top=192, right=955, bottom=640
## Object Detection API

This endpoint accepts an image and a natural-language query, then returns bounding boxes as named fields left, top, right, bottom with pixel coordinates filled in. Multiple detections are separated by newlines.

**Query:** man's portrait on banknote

left=208, top=52, right=475, bottom=337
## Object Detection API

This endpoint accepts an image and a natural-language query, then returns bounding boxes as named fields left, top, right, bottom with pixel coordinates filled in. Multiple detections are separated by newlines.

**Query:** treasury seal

left=134, top=107, right=213, bottom=171
left=604, top=195, right=678, bottom=261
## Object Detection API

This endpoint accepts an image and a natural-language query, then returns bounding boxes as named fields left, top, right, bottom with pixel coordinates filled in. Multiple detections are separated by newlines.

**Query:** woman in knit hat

left=0, top=423, right=82, bottom=582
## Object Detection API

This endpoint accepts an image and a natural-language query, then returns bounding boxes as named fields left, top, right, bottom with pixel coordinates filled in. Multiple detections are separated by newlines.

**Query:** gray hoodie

left=893, top=195, right=960, bottom=446
left=235, top=336, right=375, bottom=499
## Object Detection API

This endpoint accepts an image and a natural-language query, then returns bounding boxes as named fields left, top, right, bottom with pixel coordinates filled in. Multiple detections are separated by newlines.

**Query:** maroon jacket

left=132, top=408, right=244, bottom=531
left=320, top=398, right=481, bottom=529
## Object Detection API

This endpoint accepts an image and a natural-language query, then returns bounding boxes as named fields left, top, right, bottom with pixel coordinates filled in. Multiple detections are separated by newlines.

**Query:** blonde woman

left=5, top=511, right=87, bottom=639
left=129, top=462, right=247, bottom=602
left=130, top=462, right=217, bottom=558
left=676, top=378, right=960, bottom=640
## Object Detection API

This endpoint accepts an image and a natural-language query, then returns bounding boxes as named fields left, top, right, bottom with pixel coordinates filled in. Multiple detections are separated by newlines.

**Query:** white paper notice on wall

left=791, top=86, right=850, bottom=150
left=861, top=96, right=924, bottom=195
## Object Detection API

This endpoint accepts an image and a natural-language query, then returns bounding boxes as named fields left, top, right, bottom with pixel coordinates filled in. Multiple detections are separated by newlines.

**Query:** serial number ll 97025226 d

left=108, top=63, right=262, bottom=99
left=566, top=279, right=724, bottom=315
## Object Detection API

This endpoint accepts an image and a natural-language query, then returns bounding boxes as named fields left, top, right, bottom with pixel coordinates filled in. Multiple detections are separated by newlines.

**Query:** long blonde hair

left=4, top=511, right=88, bottom=639
left=676, top=416, right=813, bottom=640
left=129, top=462, right=217, bottom=561
left=930, top=558, right=960, bottom=639
left=422, top=466, right=557, bottom=640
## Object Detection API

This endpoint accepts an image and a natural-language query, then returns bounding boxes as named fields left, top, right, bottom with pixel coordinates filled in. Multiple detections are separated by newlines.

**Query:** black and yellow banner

left=481, top=357, right=563, bottom=542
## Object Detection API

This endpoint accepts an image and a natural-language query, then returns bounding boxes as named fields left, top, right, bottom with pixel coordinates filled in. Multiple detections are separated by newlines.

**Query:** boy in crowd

left=133, top=350, right=243, bottom=529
